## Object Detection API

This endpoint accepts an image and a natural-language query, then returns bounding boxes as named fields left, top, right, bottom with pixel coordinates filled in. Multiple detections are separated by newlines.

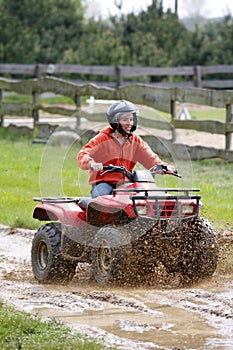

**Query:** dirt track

left=1, top=224, right=233, bottom=349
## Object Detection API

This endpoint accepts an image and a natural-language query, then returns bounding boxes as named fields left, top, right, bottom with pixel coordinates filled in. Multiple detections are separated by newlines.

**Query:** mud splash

left=1, top=224, right=233, bottom=349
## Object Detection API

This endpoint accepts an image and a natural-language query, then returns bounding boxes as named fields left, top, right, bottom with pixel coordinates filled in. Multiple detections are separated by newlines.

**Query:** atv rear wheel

left=91, top=226, right=131, bottom=285
left=31, top=223, right=76, bottom=283
left=158, top=217, right=219, bottom=286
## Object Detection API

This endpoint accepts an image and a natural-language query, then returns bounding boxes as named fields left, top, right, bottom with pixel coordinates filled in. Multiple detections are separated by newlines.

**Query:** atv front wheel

left=91, top=226, right=131, bottom=285
left=31, top=223, right=76, bottom=283
left=158, top=217, right=219, bottom=286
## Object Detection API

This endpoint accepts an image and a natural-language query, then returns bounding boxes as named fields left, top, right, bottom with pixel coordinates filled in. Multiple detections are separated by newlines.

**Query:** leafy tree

left=62, top=18, right=128, bottom=82
left=118, top=0, right=187, bottom=66
left=0, top=0, right=84, bottom=63
left=1, top=0, right=233, bottom=82
left=209, top=15, right=233, bottom=65
left=173, top=14, right=233, bottom=68
left=0, top=0, right=39, bottom=62
left=172, top=25, right=206, bottom=66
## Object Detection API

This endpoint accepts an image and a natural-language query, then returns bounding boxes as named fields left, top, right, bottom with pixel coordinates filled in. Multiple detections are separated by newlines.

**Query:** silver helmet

left=106, top=100, right=139, bottom=135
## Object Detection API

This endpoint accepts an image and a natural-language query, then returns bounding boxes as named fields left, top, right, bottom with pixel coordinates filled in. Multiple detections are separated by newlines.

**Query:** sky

left=86, top=0, right=233, bottom=19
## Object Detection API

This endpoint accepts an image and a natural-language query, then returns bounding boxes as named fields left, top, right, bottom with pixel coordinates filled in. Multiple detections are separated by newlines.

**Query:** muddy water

left=26, top=282, right=233, bottom=349
left=1, top=225, right=233, bottom=349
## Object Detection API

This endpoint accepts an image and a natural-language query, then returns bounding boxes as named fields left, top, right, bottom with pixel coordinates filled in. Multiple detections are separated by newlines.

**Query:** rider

left=77, top=100, right=175, bottom=198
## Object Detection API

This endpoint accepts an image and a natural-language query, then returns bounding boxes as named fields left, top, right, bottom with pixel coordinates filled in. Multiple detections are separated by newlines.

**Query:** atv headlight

left=181, top=204, right=195, bottom=215
left=136, top=205, right=147, bottom=215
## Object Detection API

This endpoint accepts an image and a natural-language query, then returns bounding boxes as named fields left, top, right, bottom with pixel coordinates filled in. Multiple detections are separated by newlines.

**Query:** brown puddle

left=11, top=282, right=233, bottom=350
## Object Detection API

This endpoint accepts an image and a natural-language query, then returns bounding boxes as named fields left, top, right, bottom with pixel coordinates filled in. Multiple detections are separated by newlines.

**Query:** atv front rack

left=113, top=188, right=200, bottom=196
left=119, top=188, right=201, bottom=220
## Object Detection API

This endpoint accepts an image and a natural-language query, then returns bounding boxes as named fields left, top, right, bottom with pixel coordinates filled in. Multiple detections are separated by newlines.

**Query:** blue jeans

left=91, top=182, right=115, bottom=198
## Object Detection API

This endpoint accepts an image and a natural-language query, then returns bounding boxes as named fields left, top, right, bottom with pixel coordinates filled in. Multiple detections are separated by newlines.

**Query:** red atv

left=31, top=164, right=219, bottom=286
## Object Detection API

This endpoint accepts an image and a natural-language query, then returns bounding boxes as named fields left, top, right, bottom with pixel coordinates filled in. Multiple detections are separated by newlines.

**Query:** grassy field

left=0, top=302, right=106, bottom=350
left=0, top=129, right=232, bottom=231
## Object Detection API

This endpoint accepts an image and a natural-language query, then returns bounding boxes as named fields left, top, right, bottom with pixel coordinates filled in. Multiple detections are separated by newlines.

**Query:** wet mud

left=0, top=224, right=233, bottom=349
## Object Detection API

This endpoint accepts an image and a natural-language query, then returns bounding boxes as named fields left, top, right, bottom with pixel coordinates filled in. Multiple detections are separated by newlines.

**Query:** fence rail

left=1, top=63, right=233, bottom=89
left=0, top=76, right=232, bottom=161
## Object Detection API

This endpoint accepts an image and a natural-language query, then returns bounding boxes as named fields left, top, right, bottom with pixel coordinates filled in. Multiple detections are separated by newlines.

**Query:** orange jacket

left=77, top=127, right=164, bottom=185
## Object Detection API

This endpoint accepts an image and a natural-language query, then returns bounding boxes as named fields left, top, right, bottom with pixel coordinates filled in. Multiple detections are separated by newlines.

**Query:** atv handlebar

left=100, top=164, right=181, bottom=181
left=150, top=164, right=182, bottom=178
left=101, top=164, right=135, bottom=181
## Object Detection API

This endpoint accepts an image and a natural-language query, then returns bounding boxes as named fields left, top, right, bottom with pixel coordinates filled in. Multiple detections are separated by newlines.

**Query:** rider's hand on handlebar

left=166, top=164, right=176, bottom=174
left=150, top=164, right=168, bottom=174
left=90, top=161, right=103, bottom=171
left=150, top=164, right=181, bottom=177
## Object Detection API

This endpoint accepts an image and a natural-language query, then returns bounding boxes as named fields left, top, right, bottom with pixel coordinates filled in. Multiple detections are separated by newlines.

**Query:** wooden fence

left=0, top=76, right=233, bottom=161
left=1, top=63, right=233, bottom=89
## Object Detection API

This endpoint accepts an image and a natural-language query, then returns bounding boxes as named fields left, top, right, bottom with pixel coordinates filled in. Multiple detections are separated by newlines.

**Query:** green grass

left=0, top=140, right=42, bottom=229
left=0, top=129, right=232, bottom=230
left=0, top=130, right=89, bottom=229
left=187, top=107, right=226, bottom=121
left=0, top=302, right=106, bottom=350
left=192, top=159, right=233, bottom=230
left=138, top=105, right=226, bottom=122
left=3, top=93, right=84, bottom=105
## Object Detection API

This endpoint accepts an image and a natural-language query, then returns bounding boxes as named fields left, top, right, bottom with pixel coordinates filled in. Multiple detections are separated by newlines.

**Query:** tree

left=62, top=17, right=128, bottom=74
left=0, top=0, right=84, bottom=63
left=172, top=14, right=233, bottom=68
left=211, top=15, right=233, bottom=65
left=119, top=0, right=187, bottom=65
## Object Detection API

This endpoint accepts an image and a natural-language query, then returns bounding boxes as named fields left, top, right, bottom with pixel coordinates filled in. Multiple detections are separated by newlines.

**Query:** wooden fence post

left=194, top=65, right=202, bottom=88
left=0, top=89, right=3, bottom=126
left=74, top=94, right=82, bottom=128
left=225, top=104, right=233, bottom=159
left=32, top=91, right=39, bottom=129
left=75, top=94, right=82, bottom=109
left=116, top=65, right=123, bottom=87
left=32, top=64, right=43, bottom=128
left=171, top=99, right=177, bottom=143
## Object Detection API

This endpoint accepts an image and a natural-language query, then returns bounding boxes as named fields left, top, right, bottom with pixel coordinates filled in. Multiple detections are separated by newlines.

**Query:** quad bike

left=31, top=164, right=219, bottom=286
